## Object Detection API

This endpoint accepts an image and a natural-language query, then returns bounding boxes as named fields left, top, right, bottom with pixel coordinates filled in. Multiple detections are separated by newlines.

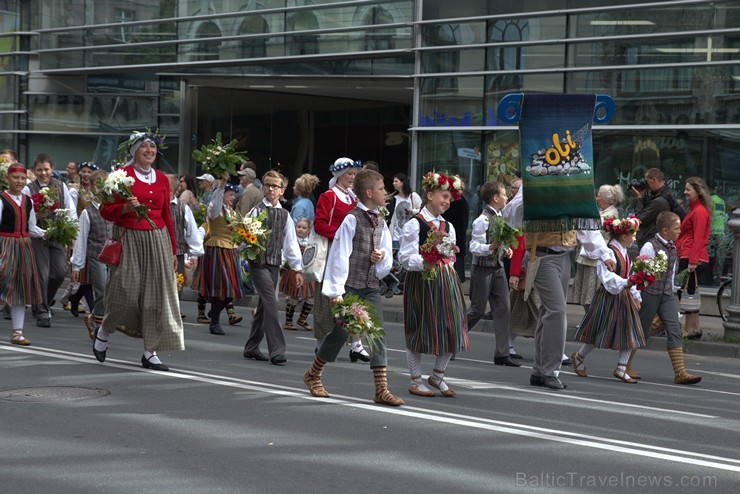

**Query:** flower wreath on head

left=421, top=171, right=464, bottom=201
left=602, top=215, right=640, bottom=236
left=328, top=157, right=362, bottom=175
left=118, top=128, right=167, bottom=154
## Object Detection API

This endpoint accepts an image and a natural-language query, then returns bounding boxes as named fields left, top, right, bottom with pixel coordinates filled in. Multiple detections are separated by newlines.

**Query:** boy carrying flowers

left=303, top=169, right=403, bottom=406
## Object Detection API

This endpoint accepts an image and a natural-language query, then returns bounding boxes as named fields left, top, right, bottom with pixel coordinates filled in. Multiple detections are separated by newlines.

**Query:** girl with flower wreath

left=571, top=216, right=647, bottom=383
left=0, top=165, right=44, bottom=345
left=398, top=171, right=469, bottom=397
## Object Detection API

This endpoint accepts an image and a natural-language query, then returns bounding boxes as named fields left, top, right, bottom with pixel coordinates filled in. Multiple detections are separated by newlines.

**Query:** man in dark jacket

left=632, top=168, right=685, bottom=247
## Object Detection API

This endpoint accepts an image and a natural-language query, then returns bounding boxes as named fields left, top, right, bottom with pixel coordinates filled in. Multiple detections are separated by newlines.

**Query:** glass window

left=419, top=76, right=484, bottom=127
left=240, top=16, right=269, bottom=59
left=114, top=8, right=135, bottom=43
left=288, top=12, right=319, bottom=56
left=192, top=22, right=222, bottom=61
left=363, top=6, right=395, bottom=51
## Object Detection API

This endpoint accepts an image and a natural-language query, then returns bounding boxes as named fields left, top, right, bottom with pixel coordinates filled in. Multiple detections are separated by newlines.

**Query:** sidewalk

left=181, top=280, right=740, bottom=359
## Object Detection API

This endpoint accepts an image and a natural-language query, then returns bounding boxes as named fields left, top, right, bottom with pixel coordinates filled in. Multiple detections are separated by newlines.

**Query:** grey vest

left=345, top=208, right=384, bottom=290
left=253, top=202, right=288, bottom=266
left=473, top=208, right=501, bottom=268
left=644, top=236, right=677, bottom=297
left=85, top=204, right=113, bottom=261
left=170, top=201, right=187, bottom=256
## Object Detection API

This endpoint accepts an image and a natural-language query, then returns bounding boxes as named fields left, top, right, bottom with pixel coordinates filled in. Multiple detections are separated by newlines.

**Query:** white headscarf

left=129, top=137, right=156, bottom=157
left=503, top=182, right=523, bottom=227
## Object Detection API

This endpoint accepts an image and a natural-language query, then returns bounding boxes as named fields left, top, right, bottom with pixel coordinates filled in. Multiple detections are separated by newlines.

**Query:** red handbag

left=98, top=231, right=126, bottom=266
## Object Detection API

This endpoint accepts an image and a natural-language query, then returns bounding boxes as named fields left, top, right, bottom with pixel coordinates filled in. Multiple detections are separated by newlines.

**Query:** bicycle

left=717, top=274, right=732, bottom=322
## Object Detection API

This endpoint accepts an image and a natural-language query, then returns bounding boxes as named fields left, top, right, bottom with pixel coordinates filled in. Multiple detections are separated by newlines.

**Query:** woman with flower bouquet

left=398, top=171, right=469, bottom=397
left=0, top=164, right=44, bottom=345
left=572, top=216, right=647, bottom=383
left=24, top=154, right=77, bottom=328
left=93, top=130, right=183, bottom=372
left=199, top=174, right=245, bottom=336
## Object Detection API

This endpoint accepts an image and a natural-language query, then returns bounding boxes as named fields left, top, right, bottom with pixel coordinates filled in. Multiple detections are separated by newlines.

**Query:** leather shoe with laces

left=543, top=376, right=567, bottom=389
left=494, top=356, right=521, bottom=367
left=270, top=355, right=287, bottom=365
left=243, top=351, right=269, bottom=361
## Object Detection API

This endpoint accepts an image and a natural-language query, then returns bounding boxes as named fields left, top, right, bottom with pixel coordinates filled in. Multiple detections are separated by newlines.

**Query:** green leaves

left=192, top=132, right=248, bottom=178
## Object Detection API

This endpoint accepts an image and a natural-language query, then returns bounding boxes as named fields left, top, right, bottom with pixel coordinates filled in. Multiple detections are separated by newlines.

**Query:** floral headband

left=224, top=184, right=239, bottom=193
left=421, top=171, right=464, bottom=201
left=329, top=157, right=362, bottom=176
left=119, top=129, right=167, bottom=154
left=603, top=216, right=640, bottom=235
left=77, top=161, right=100, bottom=172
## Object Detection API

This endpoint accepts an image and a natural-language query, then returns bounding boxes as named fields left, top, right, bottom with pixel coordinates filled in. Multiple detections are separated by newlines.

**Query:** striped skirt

left=403, top=263, right=469, bottom=355
left=102, top=227, right=184, bottom=352
left=0, top=236, right=42, bottom=306
left=200, top=246, right=245, bottom=300
left=574, top=287, right=646, bottom=350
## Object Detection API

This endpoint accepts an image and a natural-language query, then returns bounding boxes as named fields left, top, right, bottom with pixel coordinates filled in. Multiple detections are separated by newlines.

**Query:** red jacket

left=100, top=165, right=177, bottom=254
left=313, top=189, right=355, bottom=240
left=675, top=200, right=710, bottom=265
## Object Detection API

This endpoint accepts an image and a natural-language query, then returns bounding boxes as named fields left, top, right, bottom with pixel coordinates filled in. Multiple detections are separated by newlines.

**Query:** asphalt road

left=1, top=300, right=739, bottom=494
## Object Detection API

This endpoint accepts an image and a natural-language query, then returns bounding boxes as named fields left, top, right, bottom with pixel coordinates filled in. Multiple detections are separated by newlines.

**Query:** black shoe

left=510, top=353, right=523, bottom=359
left=141, top=354, right=169, bottom=371
left=209, top=324, right=226, bottom=335
left=70, top=305, right=80, bottom=317
left=36, top=318, right=51, bottom=328
left=92, top=327, right=107, bottom=363
left=349, top=349, right=371, bottom=363
left=482, top=311, right=493, bottom=320
left=529, top=374, right=545, bottom=387
left=270, top=355, right=287, bottom=365
left=543, top=376, right=567, bottom=390
left=561, top=357, right=573, bottom=366
left=686, top=330, right=703, bottom=340
left=244, top=351, right=269, bottom=361
left=494, top=356, right=522, bottom=367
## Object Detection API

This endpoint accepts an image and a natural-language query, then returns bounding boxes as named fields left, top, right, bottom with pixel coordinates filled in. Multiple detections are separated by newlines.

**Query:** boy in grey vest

left=635, top=211, right=701, bottom=385
left=303, top=169, right=404, bottom=406
left=467, top=181, right=519, bottom=367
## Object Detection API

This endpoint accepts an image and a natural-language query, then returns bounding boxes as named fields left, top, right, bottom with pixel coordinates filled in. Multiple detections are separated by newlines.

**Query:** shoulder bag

left=98, top=230, right=127, bottom=266
left=679, top=271, right=701, bottom=313
left=302, top=194, right=337, bottom=283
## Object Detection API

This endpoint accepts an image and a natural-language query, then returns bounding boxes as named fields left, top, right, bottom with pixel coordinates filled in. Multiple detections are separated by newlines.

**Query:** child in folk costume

left=467, top=181, right=519, bottom=367
left=200, top=174, right=244, bottom=336
left=71, top=169, right=113, bottom=340
left=281, top=217, right=315, bottom=331
left=303, top=169, right=404, bottom=406
left=243, top=171, right=303, bottom=365
left=398, top=171, right=469, bottom=397
left=0, top=165, right=44, bottom=345
left=636, top=211, right=701, bottom=385
left=571, top=216, right=647, bottom=383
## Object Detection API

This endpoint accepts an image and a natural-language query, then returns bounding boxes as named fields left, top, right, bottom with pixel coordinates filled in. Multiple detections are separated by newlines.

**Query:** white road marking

left=2, top=343, right=739, bottom=473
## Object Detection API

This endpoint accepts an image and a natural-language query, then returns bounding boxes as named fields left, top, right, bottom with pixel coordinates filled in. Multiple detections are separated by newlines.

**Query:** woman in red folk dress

left=92, top=130, right=183, bottom=371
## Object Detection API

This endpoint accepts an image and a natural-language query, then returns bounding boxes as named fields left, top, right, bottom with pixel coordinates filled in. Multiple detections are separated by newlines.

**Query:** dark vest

left=170, top=200, right=187, bottom=256
left=84, top=204, right=113, bottom=261
left=644, top=236, right=677, bottom=297
left=473, top=208, right=501, bottom=268
left=28, top=178, right=66, bottom=224
left=345, top=208, right=384, bottom=290
left=253, top=202, right=288, bottom=266
left=0, top=192, right=32, bottom=237
left=415, top=214, right=448, bottom=253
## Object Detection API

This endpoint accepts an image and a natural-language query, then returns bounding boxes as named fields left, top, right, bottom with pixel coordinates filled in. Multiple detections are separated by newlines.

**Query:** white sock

left=509, top=334, right=517, bottom=347
left=144, top=351, right=162, bottom=364
left=406, top=350, right=422, bottom=378
left=93, top=327, right=109, bottom=352
left=350, top=340, right=365, bottom=353
left=431, top=368, right=450, bottom=392
left=509, top=345, right=518, bottom=354
left=10, top=304, right=26, bottom=330
left=411, top=375, right=432, bottom=392
left=434, top=353, right=453, bottom=373
left=618, top=349, right=631, bottom=366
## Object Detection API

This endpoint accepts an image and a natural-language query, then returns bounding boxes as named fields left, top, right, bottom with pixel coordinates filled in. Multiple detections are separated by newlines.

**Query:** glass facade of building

left=1, top=0, right=738, bottom=276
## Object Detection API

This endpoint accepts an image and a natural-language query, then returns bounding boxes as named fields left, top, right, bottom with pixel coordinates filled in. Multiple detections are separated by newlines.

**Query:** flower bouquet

left=487, top=215, right=523, bottom=249
left=230, top=209, right=271, bottom=263
left=192, top=202, right=208, bottom=227
left=192, top=132, right=248, bottom=178
left=0, top=159, right=9, bottom=190
left=44, top=209, right=79, bottom=247
left=419, top=227, right=459, bottom=281
left=332, top=293, right=385, bottom=352
left=97, top=169, right=156, bottom=228
left=629, top=250, right=668, bottom=291
left=32, top=187, right=60, bottom=218
left=176, top=272, right=185, bottom=292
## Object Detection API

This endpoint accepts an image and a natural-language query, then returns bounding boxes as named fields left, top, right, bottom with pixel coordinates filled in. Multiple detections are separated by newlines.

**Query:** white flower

left=452, top=177, right=462, bottom=190
left=440, top=181, right=449, bottom=190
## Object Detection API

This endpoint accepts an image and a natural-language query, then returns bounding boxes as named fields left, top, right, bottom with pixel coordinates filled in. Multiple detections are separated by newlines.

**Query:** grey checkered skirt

left=102, top=227, right=184, bottom=352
